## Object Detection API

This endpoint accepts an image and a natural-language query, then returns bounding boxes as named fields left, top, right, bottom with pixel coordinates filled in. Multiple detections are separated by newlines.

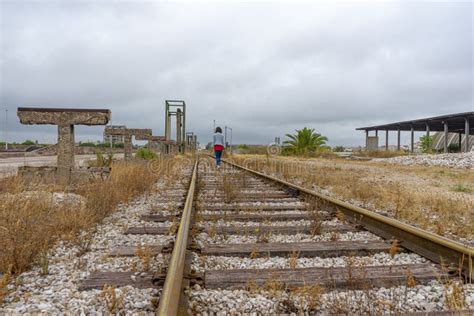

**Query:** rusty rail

left=157, top=158, right=198, bottom=315
left=222, top=158, right=473, bottom=282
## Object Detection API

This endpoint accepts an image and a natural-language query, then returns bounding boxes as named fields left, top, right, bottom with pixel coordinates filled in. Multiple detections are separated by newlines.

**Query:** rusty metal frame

left=222, top=158, right=473, bottom=282
left=165, top=100, right=186, bottom=153
left=157, top=158, right=198, bottom=315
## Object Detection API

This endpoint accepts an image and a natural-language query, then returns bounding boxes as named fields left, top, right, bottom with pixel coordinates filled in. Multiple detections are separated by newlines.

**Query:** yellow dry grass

left=232, top=155, right=473, bottom=240
left=0, top=159, right=167, bottom=275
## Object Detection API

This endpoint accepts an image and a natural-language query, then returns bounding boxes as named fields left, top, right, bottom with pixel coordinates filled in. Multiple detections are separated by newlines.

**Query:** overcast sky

left=1, top=0, right=472, bottom=147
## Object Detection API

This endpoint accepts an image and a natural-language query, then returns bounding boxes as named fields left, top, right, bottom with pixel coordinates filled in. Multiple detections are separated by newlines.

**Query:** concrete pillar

left=426, top=124, right=430, bottom=137
left=385, top=130, right=389, bottom=151
left=410, top=126, right=414, bottom=153
left=465, top=118, right=470, bottom=153
left=57, top=124, right=74, bottom=183
left=365, top=130, right=369, bottom=150
left=375, top=130, right=378, bottom=137
left=444, top=121, right=448, bottom=153
left=397, top=128, right=400, bottom=151
left=123, top=135, right=133, bottom=160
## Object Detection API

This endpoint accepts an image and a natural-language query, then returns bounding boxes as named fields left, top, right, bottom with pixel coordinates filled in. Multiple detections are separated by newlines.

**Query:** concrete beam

left=17, top=107, right=110, bottom=126
left=17, top=107, right=111, bottom=184
left=104, top=127, right=152, bottom=160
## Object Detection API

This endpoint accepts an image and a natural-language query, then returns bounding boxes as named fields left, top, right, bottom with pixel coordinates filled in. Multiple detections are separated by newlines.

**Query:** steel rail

left=157, top=158, right=198, bottom=315
left=222, top=158, right=473, bottom=281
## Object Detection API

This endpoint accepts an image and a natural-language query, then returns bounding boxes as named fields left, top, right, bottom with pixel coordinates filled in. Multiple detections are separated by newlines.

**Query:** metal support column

left=443, top=121, right=448, bottom=153
left=176, top=109, right=182, bottom=152
left=385, top=130, right=389, bottom=151
left=465, top=117, right=470, bottom=153
left=410, top=126, right=414, bottom=153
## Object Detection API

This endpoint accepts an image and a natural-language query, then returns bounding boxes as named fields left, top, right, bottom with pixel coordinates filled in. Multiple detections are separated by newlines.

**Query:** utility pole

left=4, top=109, right=8, bottom=150
left=225, top=126, right=233, bottom=153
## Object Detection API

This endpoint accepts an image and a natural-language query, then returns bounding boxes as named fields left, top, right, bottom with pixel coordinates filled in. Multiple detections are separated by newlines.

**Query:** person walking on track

left=213, top=126, right=225, bottom=169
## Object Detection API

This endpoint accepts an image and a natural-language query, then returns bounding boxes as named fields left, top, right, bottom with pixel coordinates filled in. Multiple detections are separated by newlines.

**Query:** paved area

left=0, top=154, right=123, bottom=178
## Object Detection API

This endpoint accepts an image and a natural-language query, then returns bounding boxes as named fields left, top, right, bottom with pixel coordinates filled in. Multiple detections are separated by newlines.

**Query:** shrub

left=136, top=148, right=158, bottom=160
left=448, top=143, right=461, bottom=153
left=420, top=135, right=433, bottom=153
left=333, top=146, right=345, bottom=152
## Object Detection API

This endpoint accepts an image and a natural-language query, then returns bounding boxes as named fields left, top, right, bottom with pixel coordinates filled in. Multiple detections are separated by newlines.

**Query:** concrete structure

left=103, top=125, right=126, bottom=143
left=17, top=107, right=110, bottom=184
left=357, top=112, right=474, bottom=153
left=104, top=127, right=152, bottom=160
left=366, top=136, right=379, bottom=151
left=185, top=132, right=198, bottom=151
left=135, top=134, right=167, bottom=153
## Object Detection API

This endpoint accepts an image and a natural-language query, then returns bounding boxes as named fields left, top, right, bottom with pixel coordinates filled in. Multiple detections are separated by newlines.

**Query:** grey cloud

left=1, top=1, right=472, bottom=147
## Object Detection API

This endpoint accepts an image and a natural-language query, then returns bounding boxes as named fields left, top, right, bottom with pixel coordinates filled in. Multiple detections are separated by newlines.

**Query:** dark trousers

left=214, top=150, right=222, bottom=166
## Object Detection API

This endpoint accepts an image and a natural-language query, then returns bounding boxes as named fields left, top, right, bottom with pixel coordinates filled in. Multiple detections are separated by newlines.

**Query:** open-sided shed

left=356, top=112, right=473, bottom=153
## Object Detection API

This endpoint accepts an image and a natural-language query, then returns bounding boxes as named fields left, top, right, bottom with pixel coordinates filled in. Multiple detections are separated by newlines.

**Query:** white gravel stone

left=195, top=231, right=381, bottom=246
left=187, top=281, right=474, bottom=314
left=373, top=152, right=474, bottom=169
left=191, top=252, right=428, bottom=273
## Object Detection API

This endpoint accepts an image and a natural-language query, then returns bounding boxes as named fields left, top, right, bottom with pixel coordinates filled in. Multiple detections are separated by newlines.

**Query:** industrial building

left=357, top=112, right=473, bottom=153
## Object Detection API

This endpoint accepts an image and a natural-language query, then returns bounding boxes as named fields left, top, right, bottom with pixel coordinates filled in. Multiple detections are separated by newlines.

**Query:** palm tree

left=283, top=127, right=328, bottom=155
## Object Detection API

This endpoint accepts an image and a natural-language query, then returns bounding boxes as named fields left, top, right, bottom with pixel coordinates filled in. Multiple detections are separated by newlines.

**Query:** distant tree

left=419, top=135, right=433, bottom=153
left=283, top=127, right=329, bottom=156
left=79, top=142, right=96, bottom=147
left=97, top=142, right=124, bottom=148
left=333, top=146, right=345, bottom=152
left=22, top=140, right=35, bottom=145
left=205, top=142, right=213, bottom=150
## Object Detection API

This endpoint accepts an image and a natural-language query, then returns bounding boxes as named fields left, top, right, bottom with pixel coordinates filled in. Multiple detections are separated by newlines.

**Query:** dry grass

left=135, top=245, right=155, bottom=272
left=288, top=284, right=324, bottom=313
left=100, top=284, right=124, bottom=313
left=354, top=150, right=407, bottom=158
left=0, top=271, right=11, bottom=305
left=0, top=160, right=165, bottom=275
left=288, top=251, right=300, bottom=269
left=233, top=155, right=473, bottom=240
left=222, top=174, right=239, bottom=203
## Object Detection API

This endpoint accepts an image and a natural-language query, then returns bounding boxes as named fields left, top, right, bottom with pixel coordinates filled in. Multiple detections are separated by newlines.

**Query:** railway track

left=74, top=155, right=472, bottom=314
left=158, top=156, right=472, bottom=314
